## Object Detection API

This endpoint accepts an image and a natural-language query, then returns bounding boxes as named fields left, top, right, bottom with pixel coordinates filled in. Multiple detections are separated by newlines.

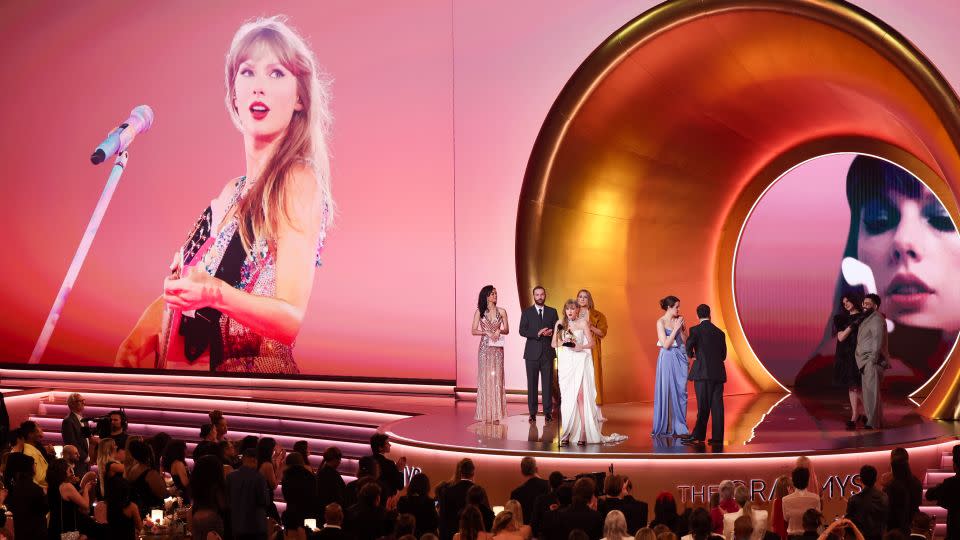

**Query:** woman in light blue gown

left=652, top=295, right=690, bottom=436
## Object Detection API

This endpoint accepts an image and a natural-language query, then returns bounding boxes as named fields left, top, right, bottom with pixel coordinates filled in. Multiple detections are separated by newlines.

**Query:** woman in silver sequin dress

left=115, top=16, right=333, bottom=374
left=471, top=285, right=509, bottom=423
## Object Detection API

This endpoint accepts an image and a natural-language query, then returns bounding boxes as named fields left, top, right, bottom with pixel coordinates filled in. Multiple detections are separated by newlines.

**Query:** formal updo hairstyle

left=660, top=295, right=680, bottom=311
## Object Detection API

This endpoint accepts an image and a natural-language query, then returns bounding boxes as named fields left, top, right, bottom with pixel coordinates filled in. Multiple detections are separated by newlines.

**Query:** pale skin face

left=577, top=291, right=590, bottom=310
left=533, top=288, right=546, bottom=306
left=858, top=188, right=960, bottom=333
left=842, top=297, right=856, bottom=313
left=232, top=44, right=303, bottom=145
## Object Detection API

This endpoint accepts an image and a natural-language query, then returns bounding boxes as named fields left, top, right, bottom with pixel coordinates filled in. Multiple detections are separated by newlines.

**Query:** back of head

left=460, top=458, right=476, bottom=479
left=394, top=513, right=416, bottom=537
left=911, top=512, right=934, bottom=537
left=459, top=504, right=484, bottom=540
left=604, top=474, right=625, bottom=497
left=696, top=304, right=711, bottom=319
left=357, top=455, right=378, bottom=478
left=718, top=480, right=735, bottom=501
left=568, top=529, right=590, bottom=540
left=791, top=466, right=810, bottom=491
left=370, top=432, right=389, bottom=454
left=504, top=499, right=524, bottom=527
left=199, top=423, right=214, bottom=440
left=572, top=477, right=596, bottom=506
left=556, top=484, right=574, bottom=507
left=603, top=509, right=629, bottom=540
left=635, top=527, right=657, bottom=540
left=652, top=524, right=670, bottom=537
left=883, top=531, right=908, bottom=540
left=733, top=484, right=750, bottom=509
left=467, top=484, right=489, bottom=507
left=324, top=503, right=344, bottom=526
left=548, top=471, right=565, bottom=491
left=407, top=472, right=431, bottom=497
left=859, top=464, right=878, bottom=488
left=689, top=508, right=712, bottom=540
left=322, top=446, right=343, bottom=466
left=492, top=511, right=516, bottom=535
left=127, top=438, right=154, bottom=467
left=284, top=451, right=305, bottom=469
left=359, top=481, right=382, bottom=507
left=657, top=533, right=678, bottom=540
left=46, top=458, right=70, bottom=489
left=654, top=492, right=677, bottom=519
left=520, top=456, right=537, bottom=476
left=802, top=509, right=822, bottom=532
left=733, top=515, right=753, bottom=540
left=255, top=437, right=277, bottom=466
left=191, top=454, right=227, bottom=508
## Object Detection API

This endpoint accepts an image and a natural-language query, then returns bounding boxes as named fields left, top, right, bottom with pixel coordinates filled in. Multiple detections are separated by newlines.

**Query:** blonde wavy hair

left=224, top=15, right=334, bottom=253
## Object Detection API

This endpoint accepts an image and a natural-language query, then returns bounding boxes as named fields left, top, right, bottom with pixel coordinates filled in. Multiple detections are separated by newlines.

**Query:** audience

left=598, top=474, right=647, bottom=534
left=146, top=431, right=171, bottom=468
left=317, top=446, right=347, bottom=515
left=781, top=467, right=819, bottom=537
left=510, top=457, right=551, bottom=526
left=846, top=464, right=890, bottom=540
left=294, top=439, right=311, bottom=469
left=710, top=480, right=739, bottom=534
left=883, top=448, right=922, bottom=535
left=161, top=439, right=190, bottom=503
left=105, top=471, right=142, bottom=540
left=227, top=448, right=271, bottom=540
left=439, top=458, right=477, bottom=540
left=195, top=423, right=219, bottom=458
left=620, top=476, right=649, bottom=532
left=541, top=477, right=603, bottom=540
left=768, top=475, right=792, bottom=540
left=684, top=507, right=716, bottom=540
left=468, top=484, right=496, bottom=532
left=732, top=515, right=753, bottom=540
left=318, top=503, right=347, bottom=540
left=601, top=509, right=632, bottom=540
left=345, top=481, right=396, bottom=540
left=282, top=451, right=319, bottom=533
left=47, top=457, right=102, bottom=538
left=19, top=420, right=50, bottom=487
left=60, top=392, right=91, bottom=474
left=5, top=452, right=48, bottom=538
left=796, top=509, right=821, bottom=540
left=209, top=409, right=229, bottom=441
left=922, top=445, right=960, bottom=539
left=649, top=491, right=689, bottom=538
left=908, top=512, right=934, bottom=540
left=531, top=472, right=566, bottom=538
left=190, top=454, right=227, bottom=540
left=371, top=433, right=406, bottom=501
left=124, top=438, right=167, bottom=518
left=95, top=437, right=124, bottom=500
left=722, top=484, right=767, bottom=540
left=635, top=527, right=657, bottom=540
left=257, top=436, right=285, bottom=520
left=107, top=410, right=129, bottom=452
left=346, top=456, right=383, bottom=508
left=455, top=504, right=494, bottom=540
left=398, top=472, right=439, bottom=536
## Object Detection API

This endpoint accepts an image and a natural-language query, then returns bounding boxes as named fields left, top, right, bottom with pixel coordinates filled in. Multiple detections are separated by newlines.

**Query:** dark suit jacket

left=519, top=305, right=559, bottom=360
left=397, top=494, right=438, bottom=536
left=316, top=526, right=351, bottom=540
left=374, top=453, right=404, bottom=499
left=60, top=414, right=89, bottom=466
left=600, top=496, right=648, bottom=534
left=510, top=477, right=550, bottom=525
left=282, top=465, right=320, bottom=524
left=686, top=320, right=727, bottom=382
left=317, top=465, right=347, bottom=515
left=541, top=503, right=603, bottom=540
left=344, top=502, right=395, bottom=540
left=846, top=487, right=890, bottom=540
left=438, top=479, right=473, bottom=540
left=530, top=492, right=559, bottom=538
left=926, top=474, right=960, bottom=539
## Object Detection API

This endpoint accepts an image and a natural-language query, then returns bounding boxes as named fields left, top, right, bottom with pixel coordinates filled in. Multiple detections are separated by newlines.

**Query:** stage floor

left=385, top=393, right=960, bottom=456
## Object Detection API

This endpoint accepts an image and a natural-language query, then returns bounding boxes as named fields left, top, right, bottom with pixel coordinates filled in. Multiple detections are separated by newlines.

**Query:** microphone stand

left=29, top=151, right=131, bottom=364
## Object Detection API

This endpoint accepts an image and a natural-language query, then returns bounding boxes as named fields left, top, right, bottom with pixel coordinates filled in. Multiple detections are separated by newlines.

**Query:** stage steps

left=22, top=390, right=417, bottom=510
left=919, top=449, right=953, bottom=539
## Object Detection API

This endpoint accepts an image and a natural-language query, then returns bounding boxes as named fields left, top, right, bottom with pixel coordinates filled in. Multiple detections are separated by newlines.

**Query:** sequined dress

left=159, top=176, right=324, bottom=374
left=475, top=311, right=507, bottom=422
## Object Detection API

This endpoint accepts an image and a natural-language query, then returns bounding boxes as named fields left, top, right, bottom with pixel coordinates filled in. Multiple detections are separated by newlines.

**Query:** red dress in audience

left=770, top=497, right=787, bottom=540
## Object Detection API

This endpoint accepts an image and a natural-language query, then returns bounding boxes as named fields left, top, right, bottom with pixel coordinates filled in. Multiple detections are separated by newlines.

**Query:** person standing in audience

left=467, top=484, right=495, bottom=532
left=768, top=474, right=792, bottom=540
left=846, top=465, right=889, bottom=540
left=518, top=286, right=559, bottom=422
left=398, top=472, right=438, bottom=537
left=345, top=482, right=396, bottom=540
left=345, top=456, right=381, bottom=508
left=256, top=437, right=285, bottom=520
left=732, top=515, right=753, bottom=540
left=316, top=447, right=347, bottom=515
left=18, top=420, right=50, bottom=488
left=710, top=480, right=739, bottom=534
left=531, top=471, right=566, bottom=538
left=228, top=448, right=271, bottom=540
left=510, top=457, right=550, bottom=526
left=104, top=473, right=142, bottom=540
left=209, top=409, right=228, bottom=441
left=455, top=505, right=494, bottom=540
left=795, top=509, right=821, bottom=540
left=781, top=468, right=819, bottom=537
left=162, top=439, right=191, bottom=503
left=124, top=439, right=166, bottom=518
left=190, top=455, right=227, bottom=540
left=683, top=508, right=713, bottom=540
left=926, top=445, right=960, bottom=539
left=146, top=432, right=171, bottom=468
left=371, top=433, right=406, bottom=501
left=61, top=393, right=92, bottom=474
left=47, top=458, right=102, bottom=539
left=95, top=438, right=124, bottom=500
left=294, top=439, right=311, bottom=469
left=5, top=452, right=48, bottom=539
left=439, top=458, right=477, bottom=540
left=599, top=475, right=647, bottom=534
left=107, top=411, right=129, bottom=452
left=220, top=439, right=239, bottom=473
left=281, top=452, right=319, bottom=535
left=318, top=503, right=347, bottom=540
left=883, top=448, right=922, bottom=535
left=62, top=444, right=82, bottom=474
left=472, top=285, right=509, bottom=424
left=649, top=492, right=688, bottom=538
left=541, top=477, right=603, bottom=540
left=195, top=423, right=219, bottom=458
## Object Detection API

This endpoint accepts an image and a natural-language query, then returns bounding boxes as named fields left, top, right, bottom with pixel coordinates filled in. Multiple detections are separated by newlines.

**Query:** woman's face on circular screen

left=858, top=184, right=960, bottom=333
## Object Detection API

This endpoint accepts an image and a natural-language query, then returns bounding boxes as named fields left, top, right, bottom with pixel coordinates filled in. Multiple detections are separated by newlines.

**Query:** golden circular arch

left=515, top=0, right=960, bottom=415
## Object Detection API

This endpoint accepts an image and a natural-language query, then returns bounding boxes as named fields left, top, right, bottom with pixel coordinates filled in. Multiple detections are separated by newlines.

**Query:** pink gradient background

left=1, top=1, right=959, bottom=389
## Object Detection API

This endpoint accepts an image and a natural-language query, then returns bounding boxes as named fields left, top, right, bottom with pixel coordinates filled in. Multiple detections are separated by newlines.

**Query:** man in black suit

left=682, top=304, right=727, bottom=446
left=599, top=475, right=647, bottom=534
left=370, top=433, right=405, bottom=501
left=518, top=286, right=560, bottom=422
left=439, top=458, right=476, bottom=540
left=542, top=477, right=603, bottom=540
left=345, top=482, right=396, bottom=540
left=317, top=503, right=348, bottom=540
left=60, top=393, right=91, bottom=473
left=926, top=445, right=960, bottom=539
left=510, top=457, right=550, bottom=525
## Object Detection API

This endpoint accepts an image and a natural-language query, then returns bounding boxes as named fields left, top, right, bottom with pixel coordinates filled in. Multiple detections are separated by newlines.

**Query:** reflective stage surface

left=386, top=393, right=960, bottom=456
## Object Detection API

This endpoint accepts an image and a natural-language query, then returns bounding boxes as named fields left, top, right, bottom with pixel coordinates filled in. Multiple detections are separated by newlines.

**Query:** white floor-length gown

left=558, top=328, right=627, bottom=445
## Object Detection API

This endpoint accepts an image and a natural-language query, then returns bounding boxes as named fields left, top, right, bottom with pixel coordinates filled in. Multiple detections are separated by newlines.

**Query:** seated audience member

left=635, top=528, right=657, bottom=540
left=496, top=500, right=533, bottom=540
left=601, top=510, right=632, bottom=540
left=161, top=439, right=190, bottom=503
left=908, top=512, right=934, bottom=540
left=345, top=455, right=382, bottom=509
left=317, top=503, right=347, bottom=540
left=541, top=477, right=603, bottom=540
left=732, top=515, right=753, bottom=540
left=883, top=449, right=921, bottom=536
left=650, top=492, right=689, bottom=537
left=468, top=484, right=496, bottom=531
left=796, top=509, right=821, bottom=540
left=105, top=473, right=142, bottom=540
left=620, top=476, right=649, bottom=531
left=345, top=482, right=397, bottom=540
left=683, top=507, right=715, bottom=540
left=455, top=505, right=494, bottom=540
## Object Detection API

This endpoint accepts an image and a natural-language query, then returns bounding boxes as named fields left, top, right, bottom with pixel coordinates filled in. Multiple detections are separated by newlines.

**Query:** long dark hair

left=161, top=439, right=188, bottom=472
left=256, top=437, right=277, bottom=468
left=46, top=458, right=71, bottom=490
left=190, top=455, right=226, bottom=512
left=458, top=505, right=484, bottom=540
left=477, top=285, right=495, bottom=316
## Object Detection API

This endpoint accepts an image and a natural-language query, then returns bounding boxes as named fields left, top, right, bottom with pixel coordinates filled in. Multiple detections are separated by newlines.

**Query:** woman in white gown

left=553, top=299, right=627, bottom=446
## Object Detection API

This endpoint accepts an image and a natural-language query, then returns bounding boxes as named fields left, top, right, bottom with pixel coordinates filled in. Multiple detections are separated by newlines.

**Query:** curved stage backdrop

left=2, top=1, right=960, bottom=410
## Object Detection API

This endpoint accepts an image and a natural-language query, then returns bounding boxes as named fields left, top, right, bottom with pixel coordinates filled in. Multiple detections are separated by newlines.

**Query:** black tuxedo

left=510, top=476, right=550, bottom=525
left=373, top=453, right=404, bottom=499
left=541, top=502, right=603, bottom=540
left=60, top=413, right=89, bottom=472
left=438, top=479, right=473, bottom=540
left=685, top=319, right=727, bottom=442
left=519, top=304, right=560, bottom=417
